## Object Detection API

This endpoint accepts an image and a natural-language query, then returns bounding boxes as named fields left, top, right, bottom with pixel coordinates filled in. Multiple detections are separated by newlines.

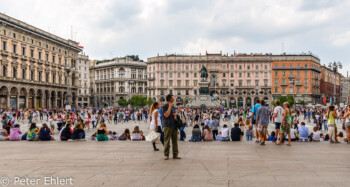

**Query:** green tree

left=299, top=100, right=305, bottom=106
left=128, top=95, right=150, bottom=108
left=146, top=97, right=154, bottom=106
left=117, top=98, right=128, bottom=107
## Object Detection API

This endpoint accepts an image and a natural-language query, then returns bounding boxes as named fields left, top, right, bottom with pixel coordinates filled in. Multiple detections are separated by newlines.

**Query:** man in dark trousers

left=162, top=94, right=181, bottom=160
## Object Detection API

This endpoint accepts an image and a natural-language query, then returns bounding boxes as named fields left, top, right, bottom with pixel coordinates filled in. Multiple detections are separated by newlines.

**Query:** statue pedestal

left=199, top=81, right=210, bottom=95
left=188, top=81, right=222, bottom=108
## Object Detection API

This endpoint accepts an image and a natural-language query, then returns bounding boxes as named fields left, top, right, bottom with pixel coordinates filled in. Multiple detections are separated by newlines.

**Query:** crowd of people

left=1, top=94, right=350, bottom=159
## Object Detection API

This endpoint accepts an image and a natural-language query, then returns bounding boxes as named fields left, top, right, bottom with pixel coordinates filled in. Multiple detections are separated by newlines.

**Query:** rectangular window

left=275, top=87, right=278, bottom=93
left=2, top=41, right=6, bottom=51
left=38, top=52, right=42, bottom=60
left=282, top=88, right=285, bottom=94
left=231, top=65, right=234, bottom=70
left=305, top=79, right=308, bottom=85
left=186, top=73, right=189, bottom=78
left=31, top=49, right=34, bottom=58
left=194, top=73, right=197, bottom=78
left=177, top=73, right=180, bottom=78
left=264, top=72, right=267, bottom=77
left=52, top=56, right=55, bottom=63
left=239, top=65, right=242, bottom=70
left=275, top=79, right=278, bottom=85
left=239, top=73, right=242, bottom=78
left=275, top=71, right=278, bottom=76
left=247, top=81, right=251, bottom=86
left=160, top=73, right=164, bottom=78
left=169, top=73, right=172, bottom=78
left=186, top=65, right=189, bottom=70
left=305, top=71, right=308, bottom=76
left=230, top=81, right=234, bottom=86
left=264, top=80, right=268, bottom=86
left=31, top=70, right=35, bottom=80
left=161, top=65, right=164, bottom=70
left=265, top=65, right=267, bottom=69
left=297, top=71, right=300, bottom=76
left=255, top=72, right=259, bottom=78
left=46, top=54, right=49, bottom=62
left=22, top=47, right=25, bottom=56
left=177, top=65, right=181, bottom=70
left=177, top=90, right=181, bottom=95
left=239, top=81, right=242, bottom=86
left=256, top=65, right=258, bottom=69
left=297, top=88, right=300, bottom=93
left=282, top=79, right=286, bottom=84
left=177, top=81, right=181, bottom=86
left=186, top=90, right=189, bottom=95
left=186, top=81, right=189, bottom=86
left=22, top=69, right=25, bottom=79
left=223, top=73, right=226, bottom=78
left=255, top=80, right=259, bottom=86
left=282, top=72, right=285, bottom=76
left=247, top=73, right=250, bottom=78
left=2, top=65, right=6, bottom=77
left=194, top=81, right=197, bottom=86
left=231, top=73, right=233, bottom=78
left=13, top=44, right=17, bottom=54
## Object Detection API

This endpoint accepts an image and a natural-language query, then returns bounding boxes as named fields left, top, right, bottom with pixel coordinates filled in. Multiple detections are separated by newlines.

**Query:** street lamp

left=289, top=75, right=295, bottom=105
left=62, top=66, right=76, bottom=109
left=328, top=61, right=342, bottom=105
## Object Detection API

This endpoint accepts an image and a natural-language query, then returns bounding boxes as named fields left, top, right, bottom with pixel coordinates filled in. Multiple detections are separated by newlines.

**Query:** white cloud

left=1, top=0, right=350, bottom=77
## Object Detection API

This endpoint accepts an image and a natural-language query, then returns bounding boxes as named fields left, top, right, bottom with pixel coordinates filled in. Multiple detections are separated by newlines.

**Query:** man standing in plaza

left=251, top=99, right=261, bottom=143
left=273, top=100, right=283, bottom=142
left=162, top=94, right=181, bottom=160
left=256, top=100, right=269, bottom=145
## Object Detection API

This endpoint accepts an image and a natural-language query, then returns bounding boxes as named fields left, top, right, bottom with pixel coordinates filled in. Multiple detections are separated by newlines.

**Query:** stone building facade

left=0, top=13, right=81, bottom=109
left=77, top=53, right=90, bottom=108
left=90, top=56, right=147, bottom=108
left=147, top=52, right=273, bottom=107
left=271, top=54, right=322, bottom=104
left=320, top=65, right=342, bottom=104
left=340, top=76, right=350, bottom=105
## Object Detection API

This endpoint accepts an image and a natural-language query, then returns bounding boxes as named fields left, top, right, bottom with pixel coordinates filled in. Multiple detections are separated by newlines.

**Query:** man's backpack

left=175, top=114, right=183, bottom=129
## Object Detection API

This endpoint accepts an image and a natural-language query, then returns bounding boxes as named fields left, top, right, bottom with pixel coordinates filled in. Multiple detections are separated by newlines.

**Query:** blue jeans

left=246, top=135, right=252, bottom=141
left=92, top=121, right=96, bottom=128
left=323, top=121, right=328, bottom=131
left=180, top=123, right=186, bottom=141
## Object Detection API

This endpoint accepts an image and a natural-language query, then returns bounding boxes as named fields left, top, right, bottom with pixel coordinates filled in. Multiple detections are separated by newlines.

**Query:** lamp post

left=328, top=62, right=342, bottom=105
left=289, top=75, right=295, bottom=106
left=62, top=66, right=75, bottom=109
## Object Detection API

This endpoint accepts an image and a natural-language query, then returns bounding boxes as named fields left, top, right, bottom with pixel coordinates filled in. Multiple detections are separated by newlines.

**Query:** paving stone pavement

left=0, top=116, right=349, bottom=186
left=0, top=139, right=350, bottom=187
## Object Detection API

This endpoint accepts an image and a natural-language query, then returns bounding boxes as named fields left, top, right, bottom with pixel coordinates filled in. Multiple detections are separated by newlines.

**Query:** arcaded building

left=0, top=13, right=81, bottom=109
left=147, top=52, right=273, bottom=107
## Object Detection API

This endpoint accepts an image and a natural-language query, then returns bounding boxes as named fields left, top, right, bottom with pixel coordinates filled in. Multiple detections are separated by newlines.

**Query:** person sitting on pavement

left=312, top=127, right=321, bottom=142
left=221, top=124, right=230, bottom=141
left=9, top=124, right=22, bottom=141
left=72, top=122, right=85, bottom=140
left=38, top=123, right=55, bottom=141
left=0, top=126, right=9, bottom=141
left=190, top=124, right=202, bottom=142
left=96, top=123, right=109, bottom=141
left=268, top=131, right=276, bottom=141
left=119, top=128, right=131, bottom=141
left=60, top=123, right=73, bottom=141
left=27, top=123, right=39, bottom=141
left=231, top=123, right=243, bottom=141
left=298, top=122, right=309, bottom=142
left=202, top=125, right=213, bottom=141
left=132, top=126, right=142, bottom=141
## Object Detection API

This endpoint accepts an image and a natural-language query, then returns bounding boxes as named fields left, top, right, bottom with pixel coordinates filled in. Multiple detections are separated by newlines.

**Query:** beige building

left=90, top=56, right=147, bottom=107
left=0, top=13, right=82, bottom=109
left=147, top=52, right=273, bottom=107
left=77, top=53, right=90, bottom=108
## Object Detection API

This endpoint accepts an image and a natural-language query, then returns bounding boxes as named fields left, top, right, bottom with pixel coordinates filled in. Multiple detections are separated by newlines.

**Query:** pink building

left=147, top=52, right=272, bottom=107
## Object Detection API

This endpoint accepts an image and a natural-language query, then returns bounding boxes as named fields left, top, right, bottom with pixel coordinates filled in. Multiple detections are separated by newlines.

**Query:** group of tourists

left=1, top=94, right=350, bottom=160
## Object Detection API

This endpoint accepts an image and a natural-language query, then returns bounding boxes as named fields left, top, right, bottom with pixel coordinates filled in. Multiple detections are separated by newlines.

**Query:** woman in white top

left=149, top=102, right=163, bottom=151
left=340, top=104, right=350, bottom=144
left=221, top=124, right=230, bottom=141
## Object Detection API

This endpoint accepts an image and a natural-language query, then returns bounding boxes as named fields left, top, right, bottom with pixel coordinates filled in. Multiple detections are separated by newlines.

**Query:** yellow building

left=0, top=13, right=82, bottom=109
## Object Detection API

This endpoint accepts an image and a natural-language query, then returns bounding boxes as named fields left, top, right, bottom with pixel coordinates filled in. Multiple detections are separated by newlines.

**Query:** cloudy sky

left=2, top=0, right=350, bottom=75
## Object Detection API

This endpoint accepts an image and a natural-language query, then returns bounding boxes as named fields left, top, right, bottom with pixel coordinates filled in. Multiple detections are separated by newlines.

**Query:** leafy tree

left=117, top=98, right=128, bottom=107
left=299, top=100, right=305, bottom=106
left=146, top=97, right=154, bottom=106
left=277, top=96, right=295, bottom=107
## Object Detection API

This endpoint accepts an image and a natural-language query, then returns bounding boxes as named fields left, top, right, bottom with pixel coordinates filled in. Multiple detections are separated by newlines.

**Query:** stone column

left=16, top=94, right=20, bottom=110
left=48, top=95, right=51, bottom=109
left=33, top=94, right=36, bottom=110
left=25, top=94, right=29, bottom=109
left=6, top=92, right=10, bottom=109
